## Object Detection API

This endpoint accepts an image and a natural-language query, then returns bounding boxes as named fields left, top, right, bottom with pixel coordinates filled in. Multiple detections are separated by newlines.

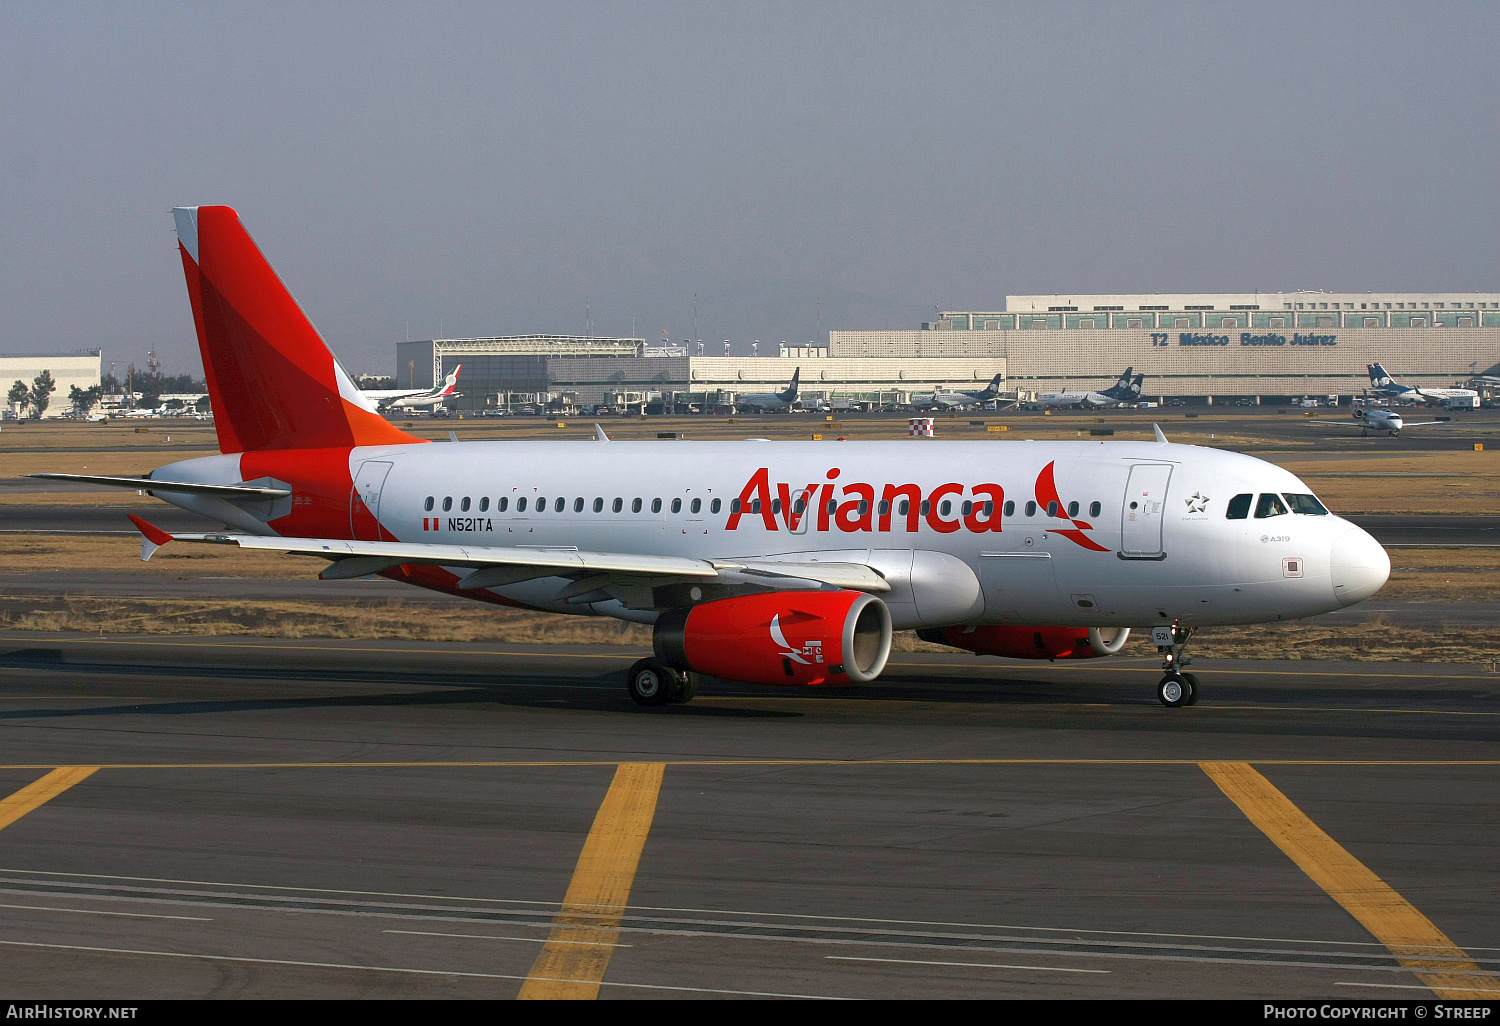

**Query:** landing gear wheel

left=626, top=658, right=673, bottom=707
left=1158, top=673, right=1191, bottom=708
left=1182, top=672, right=1201, bottom=706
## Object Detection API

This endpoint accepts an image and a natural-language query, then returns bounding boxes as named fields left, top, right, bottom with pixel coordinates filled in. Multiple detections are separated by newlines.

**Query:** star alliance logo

left=1185, top=492, right=1209, bottom=513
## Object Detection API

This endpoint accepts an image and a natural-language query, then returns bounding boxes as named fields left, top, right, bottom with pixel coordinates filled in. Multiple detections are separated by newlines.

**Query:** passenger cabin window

left=652, top=498, right=663, bottom=513
left=671, top=498, right=682, bottom=513
left=1089, top=501, right=1101, bottom=518
left=555, top=497, right=565, bottom=512
left=613, top=498, right=623, bottom=512
left=770, top=498, right=781, bottom=514
left=1024, top=501, right=1036, bottom=517
left=632, top=498, right=643, bottom=513
left=479, top=497, right=489, bottom=512
left=517, top=497, right=528, bottom=512
left=1068, top=501, right=1079, bottom=517
left=498, top=497, right=508, bottom=512
left=573, top=497, right=584, bottom=512
left=593, top=498, right=604, bottom=512
left=1046, top=501, right=1058, bottom=517
left=442, top=497, right=453, bottom=512
left=898, top=499, right=910, bottom=516
left=1226, top=493, right=1252, bottom=520
left=877, top=499, right=890, bottom=516
left=1283, top=493, right=1329, bottom=515
left=710, top=498, right=721, bottom=514
left=460, top=497, right=470, bottom=512
left=536, top=496, right=546, bottom=512
left=690, top=498, right=701, bottom=513
left=424, top=496, right=434, bottom=512
left=1255, top=493, right=1289, bottom=518
left=940, top=500, right=952, bottom=516
left=1004, top=500, right=1015, bottom=517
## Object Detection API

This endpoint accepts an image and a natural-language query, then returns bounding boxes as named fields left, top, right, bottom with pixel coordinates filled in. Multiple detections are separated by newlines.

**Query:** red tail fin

left=173, top=206, right=420, bottom=454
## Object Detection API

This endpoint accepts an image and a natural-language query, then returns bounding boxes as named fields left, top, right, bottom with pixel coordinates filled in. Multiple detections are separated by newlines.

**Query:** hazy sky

left=2, top=2, right=1496, bottom=376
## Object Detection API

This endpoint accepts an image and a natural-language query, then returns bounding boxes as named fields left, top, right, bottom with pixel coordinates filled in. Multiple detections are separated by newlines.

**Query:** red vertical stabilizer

left=172, top=206, right=422, bottom=454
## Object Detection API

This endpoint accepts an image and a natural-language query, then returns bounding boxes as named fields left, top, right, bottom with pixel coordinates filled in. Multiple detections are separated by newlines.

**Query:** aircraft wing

left=127, top=518, right=890, bottom=597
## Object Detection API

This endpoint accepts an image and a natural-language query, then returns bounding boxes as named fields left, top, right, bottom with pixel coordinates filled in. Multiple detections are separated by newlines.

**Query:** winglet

left=594, top=423, right=610, bottom=442
left=128, top=514, right=174, bottom=561
left=1153, top=423, right=1168, bottom=444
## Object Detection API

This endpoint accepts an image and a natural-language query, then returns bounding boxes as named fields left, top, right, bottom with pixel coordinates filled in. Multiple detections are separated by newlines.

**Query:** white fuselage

left=153, top=439, right=1389, bottom=631
left=1036, top=391, right=1123, bottom=409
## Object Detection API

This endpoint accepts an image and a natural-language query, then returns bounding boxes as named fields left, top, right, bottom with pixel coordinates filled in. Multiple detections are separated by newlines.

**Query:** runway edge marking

left=1200, top=761, right=1498, bottom=1000
left=0, top=767, right=98, bottom=832
left=518, top=761, right=665, bottom=1000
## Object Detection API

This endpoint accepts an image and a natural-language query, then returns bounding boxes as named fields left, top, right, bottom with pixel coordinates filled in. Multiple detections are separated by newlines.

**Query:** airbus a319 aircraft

left=34, top=208, right=1391, bottom=708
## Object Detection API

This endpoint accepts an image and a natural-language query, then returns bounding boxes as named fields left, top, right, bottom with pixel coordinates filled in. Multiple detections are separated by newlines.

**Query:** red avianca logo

left=726, top=461, right=1109, bottom=551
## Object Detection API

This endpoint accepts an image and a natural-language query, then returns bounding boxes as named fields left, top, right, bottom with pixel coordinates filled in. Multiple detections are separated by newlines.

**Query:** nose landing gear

left=1154, top=623, right=1200, bottom=708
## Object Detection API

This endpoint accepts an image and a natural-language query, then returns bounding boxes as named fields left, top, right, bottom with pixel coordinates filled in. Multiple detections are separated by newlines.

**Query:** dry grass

left=1, top=596, right=1494, bottom=665
left=1277, top=451, right=1500, bottom=514
left=0, top=595, right=653, bottom=646
left=0, top=533, right=316, bottom=578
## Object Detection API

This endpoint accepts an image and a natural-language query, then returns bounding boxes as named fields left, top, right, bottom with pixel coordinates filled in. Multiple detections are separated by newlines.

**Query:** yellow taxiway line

left=0, top=767, right=97, bottom=832
left=1201, top=761, right=1499, bottom=1000
left=518, top=762, right=665, bottom=999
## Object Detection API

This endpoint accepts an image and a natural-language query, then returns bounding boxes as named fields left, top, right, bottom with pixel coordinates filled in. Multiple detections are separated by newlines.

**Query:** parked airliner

left=1033, top=369, right=1144, bottom=409
left=912, top=374, right=1008, bottom=411
left=365, top=366, right=462, bottom=412
left=735, top=369, right=800, bottom=413
left=1366, top=363, right=1478, bottom=405
left=31, top=207, right=1390, bottom=709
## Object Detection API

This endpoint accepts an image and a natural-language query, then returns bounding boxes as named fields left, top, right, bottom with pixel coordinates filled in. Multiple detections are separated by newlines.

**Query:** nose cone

left=1330, top=525, right=1390, bottom=607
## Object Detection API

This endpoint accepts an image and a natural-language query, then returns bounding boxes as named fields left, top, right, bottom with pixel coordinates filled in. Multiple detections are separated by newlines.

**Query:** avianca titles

left=33, top=207, right=1391, bottom=709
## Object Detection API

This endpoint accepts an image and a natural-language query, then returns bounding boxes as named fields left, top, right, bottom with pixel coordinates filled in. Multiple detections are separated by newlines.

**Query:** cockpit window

left=1225, top=493, right=1252, bottom=520
left=1282, top=493, right=1328, bottom=515
left=1254, top=493, right=1288, bottom=518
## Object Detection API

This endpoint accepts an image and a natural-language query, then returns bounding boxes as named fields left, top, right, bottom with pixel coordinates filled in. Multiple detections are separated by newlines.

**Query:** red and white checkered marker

left=908, top=418, right=934, bottom=437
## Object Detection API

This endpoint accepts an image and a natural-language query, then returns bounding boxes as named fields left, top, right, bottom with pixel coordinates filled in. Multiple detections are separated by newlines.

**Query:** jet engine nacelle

left=918, top=625, right=1131, bottom=660
left=654, top=591, right=893, bottom=686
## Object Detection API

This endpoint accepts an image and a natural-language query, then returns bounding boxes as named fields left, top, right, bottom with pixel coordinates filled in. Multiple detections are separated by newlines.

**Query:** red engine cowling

left=918, top=625, right=1131, bottom=660
left=654, top=591, right=893, bottom=686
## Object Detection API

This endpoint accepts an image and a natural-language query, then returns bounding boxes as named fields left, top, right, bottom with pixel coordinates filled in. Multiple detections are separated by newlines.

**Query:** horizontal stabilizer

left=127, top=515, right=174, bottom=561
left=29, top=473, right=291, bottom=499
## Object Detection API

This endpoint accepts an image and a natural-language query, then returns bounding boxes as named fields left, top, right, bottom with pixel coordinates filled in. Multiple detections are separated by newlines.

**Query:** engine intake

left=655, top=590, right=893, bottom=686
left=917, top=625, right=1130, bottom=660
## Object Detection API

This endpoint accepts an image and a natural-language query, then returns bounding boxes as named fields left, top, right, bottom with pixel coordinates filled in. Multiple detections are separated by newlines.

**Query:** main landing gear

left=626, top=658, right=697, bottom=707
left=1154, top=622, right=1200, bottom=708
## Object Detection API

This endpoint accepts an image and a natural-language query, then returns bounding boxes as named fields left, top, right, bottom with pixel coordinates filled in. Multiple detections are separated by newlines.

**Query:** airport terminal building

left=396, top=336, right=1005, bottom=409
left=832, top=292, right=1500, bottom=400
